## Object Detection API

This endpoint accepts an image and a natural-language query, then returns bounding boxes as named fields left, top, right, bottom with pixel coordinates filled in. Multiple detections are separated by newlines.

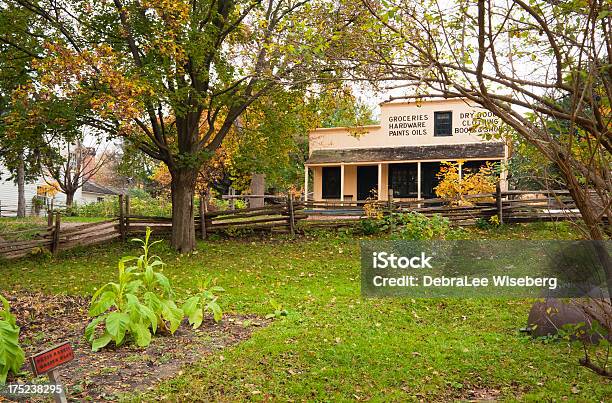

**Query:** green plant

left=359, top=218, right=382, bottom=235
left=475, top=215, right=501, bottom=230
left=133, top=230, right=184, bottom=334
left=390, top=212, right=453, bottom=240
left=85, top=229, right=182, bottom=351
left=358, top=212, right=460, bottom=240
left=265, top=299, right=288, bottom=319
left=0, top=295, right=25, bottom=384
left=182, top=277, right=224, bottom=328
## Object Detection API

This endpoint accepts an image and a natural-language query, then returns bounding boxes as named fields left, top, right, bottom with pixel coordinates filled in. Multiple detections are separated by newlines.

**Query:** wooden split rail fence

left=303, top=188, right=601, bottom=227
left=0, top=195, right=305, bottom=260
left=0, top=189, right=604, bottom=260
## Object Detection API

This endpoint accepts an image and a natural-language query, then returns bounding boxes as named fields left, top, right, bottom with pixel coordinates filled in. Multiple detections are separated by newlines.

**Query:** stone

left=527, top=296, right=611, bottom=344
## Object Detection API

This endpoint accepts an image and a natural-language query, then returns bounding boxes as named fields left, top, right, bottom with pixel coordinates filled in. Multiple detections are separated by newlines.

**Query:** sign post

left=29, top=342, right=74, bottom=403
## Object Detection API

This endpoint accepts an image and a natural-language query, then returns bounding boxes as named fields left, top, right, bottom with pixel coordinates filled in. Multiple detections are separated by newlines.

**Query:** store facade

left=304, top=98, right=508, bottom=202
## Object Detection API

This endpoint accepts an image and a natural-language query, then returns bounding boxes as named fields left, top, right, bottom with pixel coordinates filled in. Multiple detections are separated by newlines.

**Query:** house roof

left=82, top=181, right=120, bottom=195
left=305, top=142, right=505, bottom=165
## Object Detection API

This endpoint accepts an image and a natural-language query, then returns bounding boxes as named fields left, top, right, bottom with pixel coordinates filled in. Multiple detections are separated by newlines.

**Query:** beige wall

left=309, top=98, right=502, bottom=152
left=313, top=166, right=322, bottom=200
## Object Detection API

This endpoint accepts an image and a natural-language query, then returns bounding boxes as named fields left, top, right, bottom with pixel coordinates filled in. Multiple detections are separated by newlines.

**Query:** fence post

left=119, top=194, right=126, bottom=241
left=47, top=208, right=53, bottom=228
left=199, top=195, right=207, bottom=240
left=287, top=195, right=295, bottom=236
left=125, top=194, right=130, bottom=236
left=51, top=211, right=61, bottom=255
left=229, top=188, right=235, bottom=210
left=496, top=181, right=504, bottom=224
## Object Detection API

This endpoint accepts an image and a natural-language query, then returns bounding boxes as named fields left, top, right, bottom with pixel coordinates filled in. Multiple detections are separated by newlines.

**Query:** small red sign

left=29, top=342, right=74, bottom=376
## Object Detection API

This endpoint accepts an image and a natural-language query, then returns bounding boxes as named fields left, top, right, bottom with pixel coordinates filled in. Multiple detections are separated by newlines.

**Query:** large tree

left=1, top=0, right=360, bottom=251
left=357, top=0, right=610, bottom=240
left=0, top=2, right=42, bottom=217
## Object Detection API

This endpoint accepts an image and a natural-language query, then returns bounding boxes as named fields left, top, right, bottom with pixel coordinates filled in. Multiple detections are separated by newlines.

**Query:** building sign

left=387, top=111, right=501, bottom=136
left=29, top=342, right=74, bottom=376
left=388, top=114, right=429, bottom=136
left=457, top=111, right=500, bottom=134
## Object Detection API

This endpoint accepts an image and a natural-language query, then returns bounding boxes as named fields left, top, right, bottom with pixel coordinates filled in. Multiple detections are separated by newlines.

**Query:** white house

left=81, top=181, right=120, bottom=204
left=0, top=163, right=82, bottom=216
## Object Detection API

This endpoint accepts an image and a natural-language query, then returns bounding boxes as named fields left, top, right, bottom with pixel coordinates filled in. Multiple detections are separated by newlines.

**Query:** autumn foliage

left=434, top=161, right=497, bottom=206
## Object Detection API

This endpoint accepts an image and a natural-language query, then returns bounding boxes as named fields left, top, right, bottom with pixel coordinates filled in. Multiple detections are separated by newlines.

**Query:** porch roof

left=305, top=142, right=505, bottom=165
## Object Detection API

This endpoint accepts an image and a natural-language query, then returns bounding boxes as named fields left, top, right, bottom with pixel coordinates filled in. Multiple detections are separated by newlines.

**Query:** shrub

left=359, top=212, right=461, bottom=240
left=73, top=195, right=173, bottom=218
left=435, top=161, right=498, bottom=206
left=0, top=295, right=25, bottom=384
left=391, top=212, right=456, bottom=240
left=475, top=215, right=501, bottom=230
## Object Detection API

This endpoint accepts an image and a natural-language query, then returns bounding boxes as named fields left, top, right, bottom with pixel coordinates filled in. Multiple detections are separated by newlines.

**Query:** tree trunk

left=249, top=173, right=265, bottom=208
left=65, top=191, right=75, bottom=207
left=16, top=154, right=26, bottom=217
left=170, top=169, right=197, bottom=253
left=558, top=162, right=612, bottom=299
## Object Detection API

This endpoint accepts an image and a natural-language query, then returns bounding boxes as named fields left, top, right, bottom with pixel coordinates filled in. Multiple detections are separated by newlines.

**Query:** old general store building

left=304, top=98, right=508, bottom=202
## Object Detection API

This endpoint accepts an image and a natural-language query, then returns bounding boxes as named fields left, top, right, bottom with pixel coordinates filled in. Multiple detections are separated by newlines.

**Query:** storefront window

left=389, top=163, right=417, bottom=198
left=322, top=167, right=341, bottom=199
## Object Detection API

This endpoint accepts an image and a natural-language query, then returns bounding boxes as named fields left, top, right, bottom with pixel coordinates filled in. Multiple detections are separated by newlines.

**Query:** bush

left=359, top=212, right=461, bottom=240
left=0, top=295, right=25, bottom=384
left=392, top=212, right=457, bottom=240
left=208, top=198, right=247, bottom=211
left=72, top=195, right=173, bottom=218
left=475, top=215, right=501, bottom=230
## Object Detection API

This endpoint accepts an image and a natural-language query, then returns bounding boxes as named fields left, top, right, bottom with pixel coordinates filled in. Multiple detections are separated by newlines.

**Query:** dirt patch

left=463, top=387, right=502, bottom=401
left=2, top=291, right=267, bottom=401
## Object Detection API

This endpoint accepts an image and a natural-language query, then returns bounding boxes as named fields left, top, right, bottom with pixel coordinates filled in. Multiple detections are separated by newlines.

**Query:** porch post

left=417, top=162, right=422, bottom=200
left=377, top=163, right=383, bottom=200
left=458, top=161, right=463, bottom=181
left=304, top=166, right=309, bottom=201
left=340, top=164, right=345, bottom=201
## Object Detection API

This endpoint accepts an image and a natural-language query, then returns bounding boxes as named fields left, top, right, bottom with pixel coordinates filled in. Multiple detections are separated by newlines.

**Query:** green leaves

left=0, top=295, right=25, bottom=384
left=86, top=230, right=181, bottom=350
left=265, top=299, right=288, bottom=320
left=89, top=290, right=116, bottom=316
left=182, top=277, right=224, bottom=329
left=86, top=230, right=225, bottom=351
left=105, top=312, right=131, bottom=345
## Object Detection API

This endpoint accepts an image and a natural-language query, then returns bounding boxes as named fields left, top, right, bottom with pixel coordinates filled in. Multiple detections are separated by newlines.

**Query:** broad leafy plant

left=85, top=256, right=158, bottom=351
left=182, top=277, right=224, bottom=328
left=134, top=230, right=183, bottom=334
left=0, top=295, right=25, bottom=384
left=85, top=228, right=182, bottom=351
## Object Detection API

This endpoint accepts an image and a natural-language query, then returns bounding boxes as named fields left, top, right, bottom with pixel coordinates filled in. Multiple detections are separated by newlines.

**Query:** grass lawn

left=1, top=222, right=610, bottom=401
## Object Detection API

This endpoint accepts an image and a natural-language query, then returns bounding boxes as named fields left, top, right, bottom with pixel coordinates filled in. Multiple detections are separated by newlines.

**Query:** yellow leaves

left=434, top=161, right=497, bottom=206
left=35, top=41, right=153, bottom=123
left=37, top=182, right=60, bottom=197
left=140, top=0, right=189, bottom=63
